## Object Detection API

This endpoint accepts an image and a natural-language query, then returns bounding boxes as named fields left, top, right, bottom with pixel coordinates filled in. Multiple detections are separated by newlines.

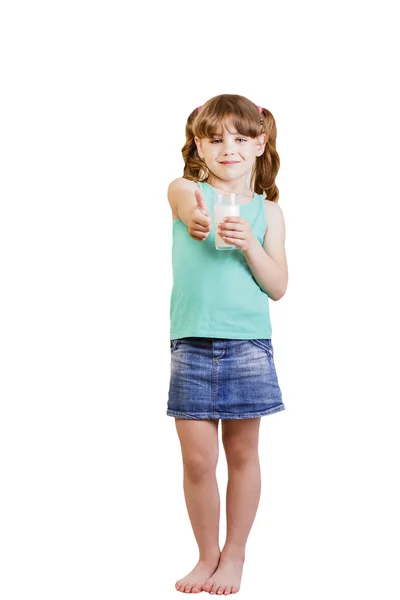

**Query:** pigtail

left=251, top=107, right=280, bottom=203
left=182, top=108, right=209, bottom=181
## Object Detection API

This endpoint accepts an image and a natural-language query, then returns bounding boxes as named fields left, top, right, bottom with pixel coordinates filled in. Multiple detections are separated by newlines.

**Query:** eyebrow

left=211, top=131, right=242, bottom=137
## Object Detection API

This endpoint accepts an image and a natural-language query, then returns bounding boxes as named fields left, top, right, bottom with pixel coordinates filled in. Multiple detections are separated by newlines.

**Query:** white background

left=1, top=1, right=399, bottom=598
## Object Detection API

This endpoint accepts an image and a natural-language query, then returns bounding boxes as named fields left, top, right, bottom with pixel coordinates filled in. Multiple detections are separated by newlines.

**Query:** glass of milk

left=213, top=192, right=240, bottom=250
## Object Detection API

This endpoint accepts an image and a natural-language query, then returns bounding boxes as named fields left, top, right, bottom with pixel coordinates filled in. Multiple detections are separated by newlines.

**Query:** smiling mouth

left=220, top=161, right=240, bottom=165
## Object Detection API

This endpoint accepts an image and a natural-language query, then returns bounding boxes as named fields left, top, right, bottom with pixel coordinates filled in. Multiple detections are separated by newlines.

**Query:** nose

left=222, top=141, right=235, bottom=155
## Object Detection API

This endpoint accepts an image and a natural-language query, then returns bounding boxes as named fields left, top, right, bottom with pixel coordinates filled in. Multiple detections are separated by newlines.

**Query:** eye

left=210, top=137, right=247, bottom=144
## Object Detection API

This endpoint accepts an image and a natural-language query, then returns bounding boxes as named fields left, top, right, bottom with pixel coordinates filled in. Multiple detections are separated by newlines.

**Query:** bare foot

left=201, top=554, right=245, bottom=595
left=175, top=556, right=220, bottom=594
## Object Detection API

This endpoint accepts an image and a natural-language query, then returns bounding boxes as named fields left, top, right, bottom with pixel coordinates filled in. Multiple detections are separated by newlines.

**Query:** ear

left=255, top=133, right=267, bottom=157
left=194, top=136, right=204, bottom=159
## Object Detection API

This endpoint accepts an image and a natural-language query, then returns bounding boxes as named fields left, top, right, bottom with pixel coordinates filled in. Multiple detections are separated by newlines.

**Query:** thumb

left=195, top=188, right=210, bottom=215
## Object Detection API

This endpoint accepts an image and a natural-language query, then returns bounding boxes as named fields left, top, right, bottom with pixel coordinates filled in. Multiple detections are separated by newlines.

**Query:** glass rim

left=213, top=192, right=240, bottom=204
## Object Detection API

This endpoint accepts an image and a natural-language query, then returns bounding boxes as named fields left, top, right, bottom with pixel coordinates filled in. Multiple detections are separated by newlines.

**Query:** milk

left=214, top=203, right=240, bottom=249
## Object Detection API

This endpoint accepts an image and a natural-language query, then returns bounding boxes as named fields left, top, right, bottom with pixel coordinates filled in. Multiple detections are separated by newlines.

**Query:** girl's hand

left=187, top=189, right=212, bottom=241
left=217, top=216, right=257, bottom=252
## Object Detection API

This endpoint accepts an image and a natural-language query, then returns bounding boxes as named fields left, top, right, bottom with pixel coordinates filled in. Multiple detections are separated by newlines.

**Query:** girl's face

left=194, top=117, right=266, bottom=183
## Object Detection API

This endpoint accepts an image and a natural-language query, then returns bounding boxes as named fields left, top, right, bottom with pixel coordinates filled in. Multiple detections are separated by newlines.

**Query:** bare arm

left=168, top=178, right=198, bottom=226
left=243, top=201, right=289, bottom=301
left=168, top=178, right=212, bottom=240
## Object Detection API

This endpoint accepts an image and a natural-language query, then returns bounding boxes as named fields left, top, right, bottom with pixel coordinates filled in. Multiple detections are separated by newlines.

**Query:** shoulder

left=263, top=198, right=285, bottom=231
left=168, top=177, right=199, bottom=196
left=168, top=178, right=200, bottom=219
left=264, top=198, right=285, bottom=217
left=263, top=198, right=286, bottom=256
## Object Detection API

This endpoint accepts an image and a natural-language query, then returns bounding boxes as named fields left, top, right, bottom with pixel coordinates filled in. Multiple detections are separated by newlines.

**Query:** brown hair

left=182, top=94, right=280, bottom=203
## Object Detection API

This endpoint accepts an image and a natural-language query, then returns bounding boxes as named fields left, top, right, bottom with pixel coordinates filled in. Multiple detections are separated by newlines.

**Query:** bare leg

left=202, top=418, right=261, bottom=595
left=174, top=418, right=222, bottom=594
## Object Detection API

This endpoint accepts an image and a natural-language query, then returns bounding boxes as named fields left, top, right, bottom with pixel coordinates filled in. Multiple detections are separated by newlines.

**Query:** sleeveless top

left=170, top=180, right=272, bottom=340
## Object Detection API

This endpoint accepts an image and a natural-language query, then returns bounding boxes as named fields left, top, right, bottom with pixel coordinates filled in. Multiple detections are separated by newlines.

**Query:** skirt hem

left=166, top=403, right=285, bottom=420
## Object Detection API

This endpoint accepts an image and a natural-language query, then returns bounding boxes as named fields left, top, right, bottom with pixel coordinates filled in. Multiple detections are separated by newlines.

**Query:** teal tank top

left=170, top=180, right=272, bottom=340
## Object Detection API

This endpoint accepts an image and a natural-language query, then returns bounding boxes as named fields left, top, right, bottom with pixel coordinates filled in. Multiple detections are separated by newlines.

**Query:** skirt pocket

left=170, top=339, right=182, bottom=351
left=248, top=338, right=274, bottom=357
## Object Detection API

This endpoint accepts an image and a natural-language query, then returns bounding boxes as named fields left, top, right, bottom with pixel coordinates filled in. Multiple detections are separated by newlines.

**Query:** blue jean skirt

left=167, top=337, right=285, bottom=420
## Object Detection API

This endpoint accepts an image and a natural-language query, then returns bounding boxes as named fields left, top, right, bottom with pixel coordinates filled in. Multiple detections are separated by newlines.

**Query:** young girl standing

left=167, top=94, right=288, bottom=595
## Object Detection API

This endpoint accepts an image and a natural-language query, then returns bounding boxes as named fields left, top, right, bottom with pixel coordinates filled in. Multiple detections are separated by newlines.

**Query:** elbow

left=275, top=274, right=288, bottom=301
left=267, top=290, right=282, bottom=302
left=272, top=284, right=288, bottom=302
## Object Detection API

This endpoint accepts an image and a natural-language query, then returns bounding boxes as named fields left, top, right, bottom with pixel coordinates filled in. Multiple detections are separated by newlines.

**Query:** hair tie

left=256, top=105, right=262, bottom=114
left=197, top=106, right=202, bottom=112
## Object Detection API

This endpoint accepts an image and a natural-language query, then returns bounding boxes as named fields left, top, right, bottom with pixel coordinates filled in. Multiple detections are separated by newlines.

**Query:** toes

left=211, top=582, right=220, bottom=594
left=202, top=582, right=212, bottom=592
left=175, top=580, right=184, bottom=591
left=175, top=580, right=204, bottom=594
left=216, top=586, right=225, bottom=594
left=224, top=587, right=232, bottom=595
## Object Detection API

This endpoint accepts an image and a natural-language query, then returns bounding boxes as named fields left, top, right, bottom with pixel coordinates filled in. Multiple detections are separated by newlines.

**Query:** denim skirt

left=167, top=337, right=285, bottom=420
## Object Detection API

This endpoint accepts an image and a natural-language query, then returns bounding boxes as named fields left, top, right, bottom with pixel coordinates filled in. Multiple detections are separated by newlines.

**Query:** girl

left=167, top=94, right=288, bottom=595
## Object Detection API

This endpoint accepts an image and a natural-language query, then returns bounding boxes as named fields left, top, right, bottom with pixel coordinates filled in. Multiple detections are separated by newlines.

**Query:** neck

left=207, top=174, right=254, bottom=196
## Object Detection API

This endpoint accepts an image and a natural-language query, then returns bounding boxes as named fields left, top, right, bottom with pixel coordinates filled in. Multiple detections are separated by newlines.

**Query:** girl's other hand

left=187, top=189, right=212, bottom=241
left=217, top=216, right=257, bottom=252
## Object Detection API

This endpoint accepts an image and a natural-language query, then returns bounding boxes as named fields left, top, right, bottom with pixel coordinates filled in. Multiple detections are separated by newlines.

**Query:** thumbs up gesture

left=187, top=188, right=213, bottom=241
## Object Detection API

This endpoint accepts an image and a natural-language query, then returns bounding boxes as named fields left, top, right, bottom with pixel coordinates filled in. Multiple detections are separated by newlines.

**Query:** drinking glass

left=213, top=192, right=240, bottom=250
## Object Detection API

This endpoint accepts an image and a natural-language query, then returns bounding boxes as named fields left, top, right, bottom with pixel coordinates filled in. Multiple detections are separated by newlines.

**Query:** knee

left=183, top=454, right=217, bottom=482
left=223, top=439, right=258, bottom=468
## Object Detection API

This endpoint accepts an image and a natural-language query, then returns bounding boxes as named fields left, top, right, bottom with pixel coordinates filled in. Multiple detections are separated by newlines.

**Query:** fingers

left=193, top=221, right=211, bottom=233
left=189, top=189, right=213, bottom=242
left=219, top=231, right=239, bottom=240
left=190, top=229, right=210, bottom=241
left=218, top=222, right=244, bottom=233
left=217, top=220, right=245, bottom=243
left=194, top=189, right=209, bottom=215
left=194, top=207, right=212, bottom=229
